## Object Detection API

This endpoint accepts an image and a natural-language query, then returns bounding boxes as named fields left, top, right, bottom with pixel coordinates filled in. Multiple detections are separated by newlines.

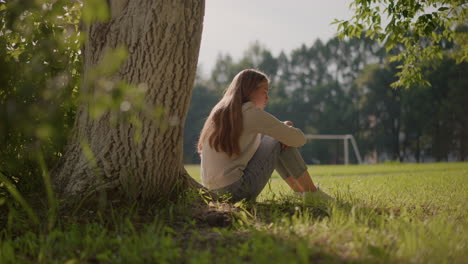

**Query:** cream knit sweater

left=200, top=101, right=306, bottom=190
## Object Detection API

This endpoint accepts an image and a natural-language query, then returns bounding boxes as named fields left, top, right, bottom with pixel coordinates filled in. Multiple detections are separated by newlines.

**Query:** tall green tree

left=423, top=57, right=468, bottom=161
left=357, top=63, right=402, bottom=161
left=400, top=85, right=433, bottom=162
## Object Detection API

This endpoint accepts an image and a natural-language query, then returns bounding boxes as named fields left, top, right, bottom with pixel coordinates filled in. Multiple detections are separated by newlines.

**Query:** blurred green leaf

left=82, top=0, right=110, bottom=24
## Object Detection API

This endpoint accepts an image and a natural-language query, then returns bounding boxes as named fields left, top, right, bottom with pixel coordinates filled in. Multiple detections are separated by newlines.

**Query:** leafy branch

left=333, top=0, right=468, bottom=88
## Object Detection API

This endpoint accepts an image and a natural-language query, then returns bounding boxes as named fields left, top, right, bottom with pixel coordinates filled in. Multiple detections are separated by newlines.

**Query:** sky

left=198, top=0, right=354, bottom=77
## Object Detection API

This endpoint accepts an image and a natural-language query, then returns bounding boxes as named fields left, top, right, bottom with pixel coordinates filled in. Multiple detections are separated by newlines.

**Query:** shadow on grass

left=1, top=188, right=402, bottom=263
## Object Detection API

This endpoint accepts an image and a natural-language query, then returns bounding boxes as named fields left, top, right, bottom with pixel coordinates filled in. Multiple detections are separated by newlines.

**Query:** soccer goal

left=304, top=134, right=363, bottom=165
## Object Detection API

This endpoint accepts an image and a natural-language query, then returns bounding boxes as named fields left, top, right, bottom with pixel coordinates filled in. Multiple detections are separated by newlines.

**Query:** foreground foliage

left=1, top=163, right=467, bottom=263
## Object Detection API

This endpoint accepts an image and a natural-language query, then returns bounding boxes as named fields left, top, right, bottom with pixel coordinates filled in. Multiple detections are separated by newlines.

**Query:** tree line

left=184, top=36, right=468, bottom=164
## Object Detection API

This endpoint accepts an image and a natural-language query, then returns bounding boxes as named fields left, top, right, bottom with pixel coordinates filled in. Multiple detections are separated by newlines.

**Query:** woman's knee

left=260, top=135, right=281, bottom=153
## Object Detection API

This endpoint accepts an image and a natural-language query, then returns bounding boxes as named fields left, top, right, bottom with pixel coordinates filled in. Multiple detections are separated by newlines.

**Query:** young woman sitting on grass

left=197, top=69, right=332, bottom=205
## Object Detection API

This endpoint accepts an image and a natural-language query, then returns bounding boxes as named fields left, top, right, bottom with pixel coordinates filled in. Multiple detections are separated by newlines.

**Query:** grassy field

left=1, top=162, right=467, bottom=263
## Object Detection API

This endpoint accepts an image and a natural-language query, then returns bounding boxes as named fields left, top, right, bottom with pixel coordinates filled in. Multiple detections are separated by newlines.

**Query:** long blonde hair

left=197, top=69, right=269, bottom=157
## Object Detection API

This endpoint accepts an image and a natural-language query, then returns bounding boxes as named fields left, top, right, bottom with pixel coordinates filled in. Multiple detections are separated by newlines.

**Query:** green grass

left=2, top=163, right=468, bottom=263
left=188, top=162, right=468, bottom=262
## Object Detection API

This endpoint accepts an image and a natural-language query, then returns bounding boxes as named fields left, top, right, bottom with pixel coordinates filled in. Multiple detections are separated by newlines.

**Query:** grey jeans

left=214, top=135, right=308, bottom=202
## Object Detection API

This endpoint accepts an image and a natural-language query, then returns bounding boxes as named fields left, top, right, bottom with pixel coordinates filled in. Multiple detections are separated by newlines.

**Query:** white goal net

left=304, top=134, right=363, bottom=165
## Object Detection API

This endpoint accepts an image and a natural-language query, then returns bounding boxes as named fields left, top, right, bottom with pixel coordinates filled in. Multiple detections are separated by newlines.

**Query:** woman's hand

left=283, top=121, right=294, bottom=127
left=281, top=121, right=294, bottom=149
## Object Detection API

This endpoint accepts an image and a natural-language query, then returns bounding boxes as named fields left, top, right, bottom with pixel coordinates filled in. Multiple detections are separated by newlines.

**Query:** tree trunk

left=459, top=121, right=467, bottom=161
left=415, top=132, right=421, bottom=163
left=391, top=88, right=401, bottom=161
left=52, top=0, right=205, bottom=201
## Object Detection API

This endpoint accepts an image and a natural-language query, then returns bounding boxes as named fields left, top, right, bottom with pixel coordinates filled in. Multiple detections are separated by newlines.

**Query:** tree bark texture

left=53, top=0, right=205, bottom=200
